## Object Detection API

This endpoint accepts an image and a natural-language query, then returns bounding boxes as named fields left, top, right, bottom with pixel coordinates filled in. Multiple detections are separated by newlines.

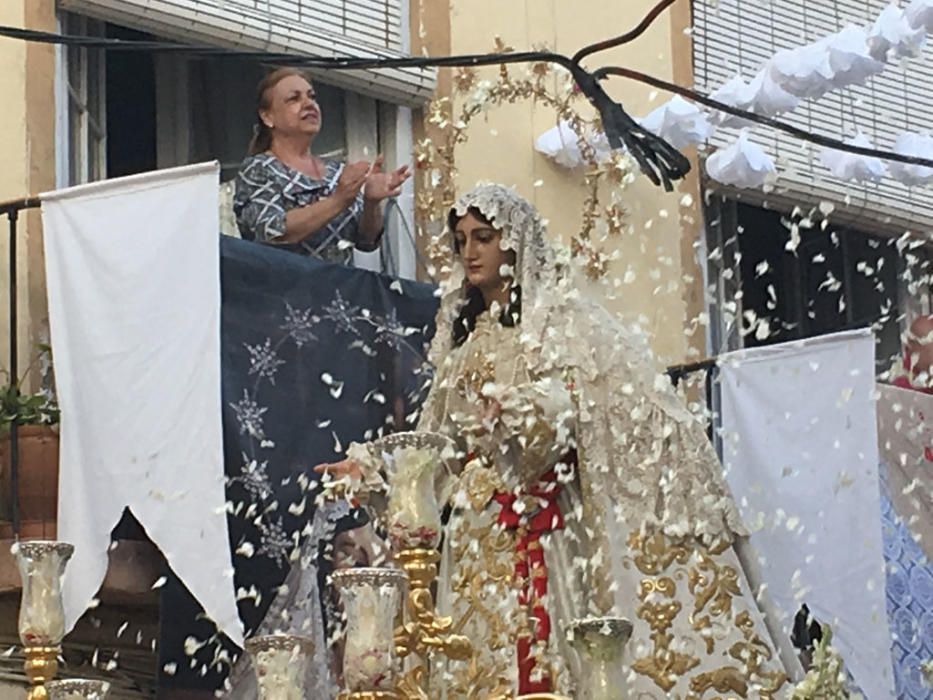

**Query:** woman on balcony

left=313, top=184, right=795, bottom=697
left=233, top=68, right=410, bottom=265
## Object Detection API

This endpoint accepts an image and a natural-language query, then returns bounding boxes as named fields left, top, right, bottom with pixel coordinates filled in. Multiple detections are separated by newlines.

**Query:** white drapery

left=42, top=162, right=243, bottom=646
left=718, top=329, right=894, bottom=700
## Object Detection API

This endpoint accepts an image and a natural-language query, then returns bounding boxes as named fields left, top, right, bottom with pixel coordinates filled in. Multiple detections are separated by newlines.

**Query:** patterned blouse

left=233, top=153, right=375, bottom=266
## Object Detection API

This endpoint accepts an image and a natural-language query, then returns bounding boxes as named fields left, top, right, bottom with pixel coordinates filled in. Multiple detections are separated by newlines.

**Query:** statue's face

left=453, top=211, right=513, bottom=295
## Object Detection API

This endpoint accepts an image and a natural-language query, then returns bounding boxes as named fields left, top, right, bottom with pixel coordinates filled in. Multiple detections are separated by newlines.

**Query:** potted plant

left=0, top=345, right=60, bottom=537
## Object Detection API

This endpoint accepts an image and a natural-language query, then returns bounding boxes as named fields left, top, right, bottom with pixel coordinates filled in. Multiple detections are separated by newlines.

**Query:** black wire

left=3, top=20, right=933, bottom=172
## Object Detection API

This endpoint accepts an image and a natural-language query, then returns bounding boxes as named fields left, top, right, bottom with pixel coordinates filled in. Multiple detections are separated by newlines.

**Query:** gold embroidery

left=728, top=612, right=789, bottom=697
left=442, top=516, right=521, bottom=696
left=629, top=533, right=701, bottom=690
left=689, top=666, right=748, bottom=695
left=688, top=544, right=741, bottom=654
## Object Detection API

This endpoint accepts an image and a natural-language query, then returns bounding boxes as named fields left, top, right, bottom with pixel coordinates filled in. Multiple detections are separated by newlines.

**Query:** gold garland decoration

left=413, top=40, right=640, bottom=281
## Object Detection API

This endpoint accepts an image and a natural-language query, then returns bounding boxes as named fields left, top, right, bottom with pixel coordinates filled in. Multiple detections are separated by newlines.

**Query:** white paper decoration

left=746, top=69, right=800, bottom=116
left=888, top=132, right=933, bottom=186
left=639, top=96, right=714, bottom=149
left=769, top=43, right=836, bottom=99
left=706, top=130, right=777, bottom=189
left=819, top=132, right=887, bottom=182
left=709, top=75, right=756, bottom=128
left=534, top=121, right=610, bottom=169
left=868, top=3, right=927, bottom=60
left=906, top=0, right=933, bottom=33
left=823, top=26, right=886, bottom=89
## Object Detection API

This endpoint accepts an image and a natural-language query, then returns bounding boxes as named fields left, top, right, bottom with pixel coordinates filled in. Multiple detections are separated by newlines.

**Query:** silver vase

left=567, top=617, right=633, bottom=700
left=244, top=633, right=315, bottom=700
left=46, top=679, right=111, bottom=700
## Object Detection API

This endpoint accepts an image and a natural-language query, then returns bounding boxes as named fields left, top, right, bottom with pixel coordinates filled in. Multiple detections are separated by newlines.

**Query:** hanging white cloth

left=41, top=162, right=244, bottom=646
left=718, top=330, right=895, bottom=700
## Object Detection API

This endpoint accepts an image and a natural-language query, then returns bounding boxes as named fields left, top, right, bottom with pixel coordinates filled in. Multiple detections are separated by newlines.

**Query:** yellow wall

left=0, top=0, right=56, bottom=386
left=445, top=0, right=702, bottom=364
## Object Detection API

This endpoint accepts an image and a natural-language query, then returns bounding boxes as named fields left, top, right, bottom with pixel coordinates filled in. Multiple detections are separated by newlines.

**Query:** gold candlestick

left=13, top=541, right=75, bottom=700
left=367, top=432, right=472, bottom=699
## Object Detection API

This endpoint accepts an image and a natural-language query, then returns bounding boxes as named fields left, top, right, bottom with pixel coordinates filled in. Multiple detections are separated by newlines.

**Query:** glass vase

left=13, top=541, right=75, bottom=646
left=245, top=633, right=314, bottom=700
left=374, top=431, right=455, bottom=550
left=567, top=617, right=633, bottom=700
left=332, top=567, right=407, bottom=693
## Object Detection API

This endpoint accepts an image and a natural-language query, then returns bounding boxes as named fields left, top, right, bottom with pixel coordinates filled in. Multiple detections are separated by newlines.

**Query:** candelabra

left=333, top=433, right=632, bottom=700
left=12, top=540, right=75, bottom=700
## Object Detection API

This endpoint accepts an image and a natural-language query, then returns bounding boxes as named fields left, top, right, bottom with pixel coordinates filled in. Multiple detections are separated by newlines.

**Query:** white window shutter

left=60, top=0, right=435, bottom=107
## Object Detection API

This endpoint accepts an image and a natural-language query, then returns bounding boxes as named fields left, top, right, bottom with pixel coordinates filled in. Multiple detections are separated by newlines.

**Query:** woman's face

left=454, top=212, right=512, bottom=295
left=261, top=74, right=322, bottom=139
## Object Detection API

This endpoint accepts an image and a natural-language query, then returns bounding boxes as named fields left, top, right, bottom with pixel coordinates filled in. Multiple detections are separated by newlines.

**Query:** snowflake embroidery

left=322, top=291, right=361, bottom=336
left=244, top=338, right=285, bottom=384
left=229, top=389, right=268, bottom=440
left=257, top=517, right=294, bottom=568
left=281, top=302, right=318, bottom=347
left=232, top=457, right=274, bottom=501
left=375, top=308, right=405, bottom=350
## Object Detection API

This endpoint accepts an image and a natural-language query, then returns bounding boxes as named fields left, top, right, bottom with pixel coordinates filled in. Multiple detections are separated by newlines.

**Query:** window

left=63, top=13, right=106, bottom=185
left=704, top=196, right=932, bottom=372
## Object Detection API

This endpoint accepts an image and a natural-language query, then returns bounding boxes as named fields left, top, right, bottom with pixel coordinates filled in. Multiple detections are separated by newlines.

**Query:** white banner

left=42, top=163, right=243, bottom=645
left=719, top=329, right=893, bottom=700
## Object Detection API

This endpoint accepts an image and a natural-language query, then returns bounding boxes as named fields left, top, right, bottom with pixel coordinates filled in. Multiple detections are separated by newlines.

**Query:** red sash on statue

left=493, top=467, right=566, bottom=694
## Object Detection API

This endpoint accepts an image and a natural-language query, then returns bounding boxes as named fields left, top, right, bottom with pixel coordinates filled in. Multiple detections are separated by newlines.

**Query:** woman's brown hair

left=247, top=67, right=313, bottom=155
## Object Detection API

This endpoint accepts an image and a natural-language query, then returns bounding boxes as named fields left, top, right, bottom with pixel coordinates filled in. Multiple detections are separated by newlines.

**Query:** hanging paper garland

left=819, top=132, right=887, bottom=182
left=706, top=130, right=776, bottom=189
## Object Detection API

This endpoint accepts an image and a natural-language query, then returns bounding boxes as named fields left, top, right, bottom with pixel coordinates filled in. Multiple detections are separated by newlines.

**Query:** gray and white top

left=233, top=153, right=375, bottom=266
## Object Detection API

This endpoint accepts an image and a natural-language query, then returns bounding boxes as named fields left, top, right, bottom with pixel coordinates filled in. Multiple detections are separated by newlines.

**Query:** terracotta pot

left=0, top=424, right=59, bottom=538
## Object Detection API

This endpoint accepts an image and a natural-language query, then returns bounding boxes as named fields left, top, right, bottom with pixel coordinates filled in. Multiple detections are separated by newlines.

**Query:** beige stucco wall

left=0, top=0, right=56, bottom=387
left=445, top=0, right=703, bottom=364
